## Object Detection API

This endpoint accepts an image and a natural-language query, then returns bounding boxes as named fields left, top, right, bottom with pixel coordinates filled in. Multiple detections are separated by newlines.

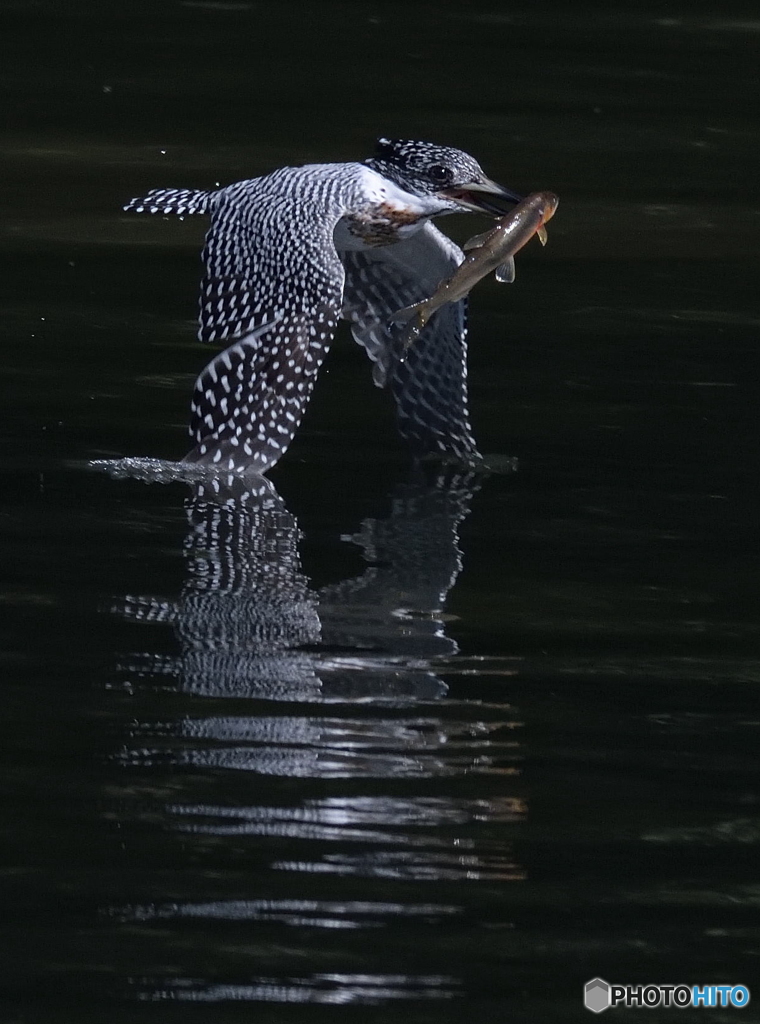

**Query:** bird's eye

left=428, top=164, right=453, bottom=184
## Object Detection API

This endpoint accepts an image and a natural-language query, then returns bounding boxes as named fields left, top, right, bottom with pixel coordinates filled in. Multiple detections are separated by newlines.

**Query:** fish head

left=537, top=192, right=560, bottom=223
left=531, top=192, right=559, bottom=244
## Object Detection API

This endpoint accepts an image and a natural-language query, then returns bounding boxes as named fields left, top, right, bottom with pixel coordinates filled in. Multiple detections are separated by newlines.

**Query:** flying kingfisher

left=124, top=139, right=522, bottom=475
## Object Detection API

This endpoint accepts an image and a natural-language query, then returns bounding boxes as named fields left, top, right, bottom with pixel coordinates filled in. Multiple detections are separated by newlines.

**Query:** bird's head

left=365, top=138, right=522, bottom=216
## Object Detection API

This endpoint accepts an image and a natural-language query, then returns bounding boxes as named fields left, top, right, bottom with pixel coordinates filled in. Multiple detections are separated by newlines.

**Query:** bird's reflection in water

left=121, top=474, right=323, bottom=702
left=119, top=469, right=479, bottom=700
left=108, top=465, right=526, bottom=1005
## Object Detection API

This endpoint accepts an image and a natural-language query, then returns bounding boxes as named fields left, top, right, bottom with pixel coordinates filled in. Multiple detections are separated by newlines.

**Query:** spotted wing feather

left=340, top=223, right=482, bottom=467
left=183, top=171, right=347, bottom=473
left=184, top=306, right=339, bottom=473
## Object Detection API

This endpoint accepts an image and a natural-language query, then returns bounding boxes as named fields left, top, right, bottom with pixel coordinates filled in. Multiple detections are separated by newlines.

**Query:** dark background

left=1, top=2, right=759, bottom=1022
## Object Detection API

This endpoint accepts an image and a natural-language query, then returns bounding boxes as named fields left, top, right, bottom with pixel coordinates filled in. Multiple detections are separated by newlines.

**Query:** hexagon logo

left=584, top=978, right=611, bottom=1013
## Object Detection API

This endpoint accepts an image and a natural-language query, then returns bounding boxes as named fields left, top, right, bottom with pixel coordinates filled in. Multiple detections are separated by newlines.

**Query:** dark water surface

left=2, top=2, right=760, bottom=1021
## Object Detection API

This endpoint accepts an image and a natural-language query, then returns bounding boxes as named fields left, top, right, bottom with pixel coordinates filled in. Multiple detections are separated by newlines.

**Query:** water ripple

left=113, top=897, right=462, bottom=927
left=137, top=973, right=460, bottom=1004
left=119, top=714, right=522, bottom=777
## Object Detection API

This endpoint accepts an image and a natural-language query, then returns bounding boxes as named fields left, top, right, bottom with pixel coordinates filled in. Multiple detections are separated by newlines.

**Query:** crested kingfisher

left=124, top=139, right=522, bottom=475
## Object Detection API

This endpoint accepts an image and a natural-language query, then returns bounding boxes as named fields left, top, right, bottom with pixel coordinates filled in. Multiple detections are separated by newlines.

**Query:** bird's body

left=124, top=140, right=522, bottom=475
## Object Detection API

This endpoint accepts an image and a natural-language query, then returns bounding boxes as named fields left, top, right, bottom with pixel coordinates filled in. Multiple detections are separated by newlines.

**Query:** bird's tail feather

left=123, top=187, right=214, bottom=216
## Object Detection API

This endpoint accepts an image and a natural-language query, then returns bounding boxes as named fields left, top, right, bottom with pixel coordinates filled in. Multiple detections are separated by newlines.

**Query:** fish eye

left=428, top=164, right=453, bottom=184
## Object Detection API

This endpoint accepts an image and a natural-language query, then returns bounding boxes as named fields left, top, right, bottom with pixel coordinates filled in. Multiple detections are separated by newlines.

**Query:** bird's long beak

left=439, top=177, right=523, bottom=216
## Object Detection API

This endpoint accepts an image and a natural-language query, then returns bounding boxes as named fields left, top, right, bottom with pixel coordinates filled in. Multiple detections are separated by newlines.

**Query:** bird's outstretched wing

left=178, top=175, right=346, bottom=473
left=340, top=223, right=482, bottom=467
left=125, top=178, right=484, bottom=471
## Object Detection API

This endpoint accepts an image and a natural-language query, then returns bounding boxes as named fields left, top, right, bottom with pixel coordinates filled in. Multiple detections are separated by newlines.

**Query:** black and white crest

left=365, top=138, right=489, bottom=197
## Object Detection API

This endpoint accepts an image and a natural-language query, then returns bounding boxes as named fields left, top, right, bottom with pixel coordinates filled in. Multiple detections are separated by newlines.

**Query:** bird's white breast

left=335, top=167, right=445, bottom=249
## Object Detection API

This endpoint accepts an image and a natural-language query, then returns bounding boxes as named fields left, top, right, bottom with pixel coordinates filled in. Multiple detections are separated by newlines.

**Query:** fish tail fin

left=389, top=304, right=428, bottom=362
left=390, top=302, right=423, bottom=326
